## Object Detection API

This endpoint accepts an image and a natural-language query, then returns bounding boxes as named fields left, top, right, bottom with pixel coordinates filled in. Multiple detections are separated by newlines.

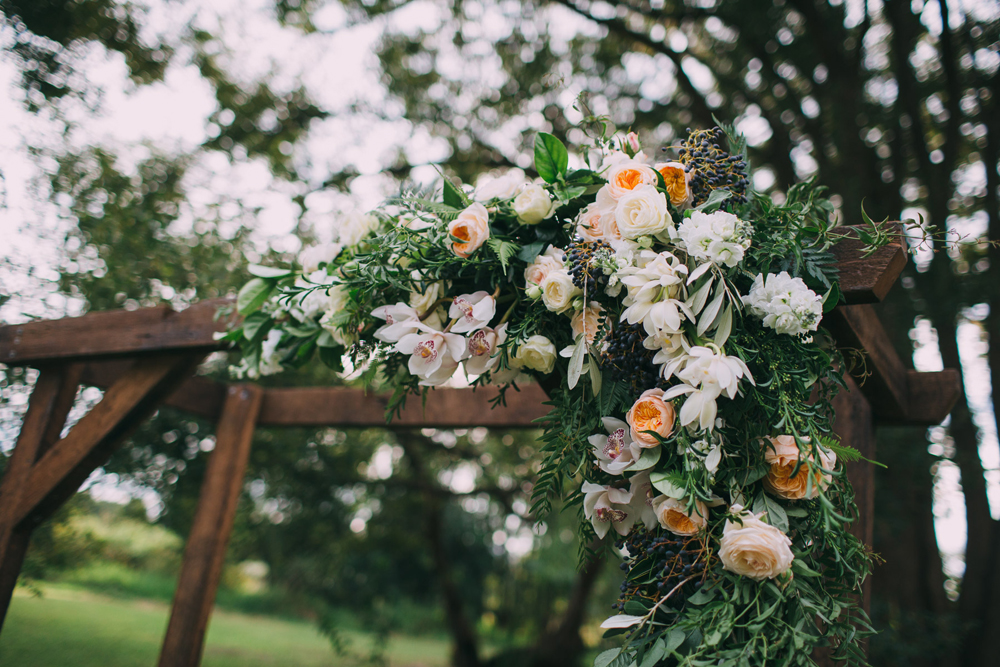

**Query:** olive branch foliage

left=227, top=125, right=878, bottom=666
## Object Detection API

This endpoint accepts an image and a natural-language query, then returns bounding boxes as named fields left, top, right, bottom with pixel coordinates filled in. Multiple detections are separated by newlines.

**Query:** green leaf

left=792, top=560, right=823, bottom=578
left=588, top=354, right=603, bottom=396
left=534, top=133, right=569, bottom=183
left=693, top=188, right=731, bottom=213
left=487, top=237, right=521, bottom=272
left=687, top=586, right=719, bottom=606
left=623, top=600, right=650, bottom=615
left=649, top=472, right=686, bottom=498
left=567, top=335, right=587, bottom=390
left=317, top=345, right=344, bottom=371
left=442, top=177, right=468, bottom=209
left=241, top=311, right=270, bottom=342
left=664, top=628, right=686, bottom=654
left=761, top=494, right=789, bottom=533
left=822, top=282, right=841, bottom=313
left=713, top=303, right=734, bottom=347
left=517, top=241, right=546, bottom=263
left=237, top=278, right=274, bottom=315
left=317, top=330, right=338, bottom=348
left=248, top=264, right=293, bottom=279
left=629, top=444, right=661, bottom=472
left=594, top=648, right=626, bottom=667
left=639, top=639, right=665, bottom=667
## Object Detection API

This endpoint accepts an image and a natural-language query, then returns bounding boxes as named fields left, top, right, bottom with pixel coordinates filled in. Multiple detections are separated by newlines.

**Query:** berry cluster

left=565, top=239, right=613, bottom=294
left=613, top=529, right=710, bottom=614
left=600, top=320, right=661, bottom=393
left=679, top=127, right=749, bottom=207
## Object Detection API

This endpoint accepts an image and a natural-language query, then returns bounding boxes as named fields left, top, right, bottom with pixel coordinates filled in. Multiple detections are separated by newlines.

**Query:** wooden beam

left=904, top=369, right=961, bottom=425
left=13, top=353, right=203, bottom=529
left=257, top=384, right=550, bottom=428
left=0, top=364, right=81, bottom=630
left=0, top=299, right=233, bottom=366
left=80, top=360, right=226, bottom=420
left=832, top=223, right=907, bottom=304
left=158, top=384, right=263, bottom=667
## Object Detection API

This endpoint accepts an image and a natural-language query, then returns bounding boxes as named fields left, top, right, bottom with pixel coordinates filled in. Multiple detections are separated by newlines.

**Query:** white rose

left=614, top=185, right=671, bottom=239
left=719, top=507, right=794, bottom=581
left=298, top=243, right=343, bottom=273
left=540, top=270, right=581, bottom=314
left=513, top=183, right=556, bottom=225
left=474, top=169, right=526, bottom=202
left=512, top=335, right=557, bottom=374
left=408, top=271, right=443, bottom=315
left=338, top=211, right=380, bottom=246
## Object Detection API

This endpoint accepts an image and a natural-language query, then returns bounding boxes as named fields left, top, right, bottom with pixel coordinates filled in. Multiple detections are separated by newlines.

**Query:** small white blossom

left=677, top=211, right=752, bottom=268
left=742, top=271, right=824, bottom=336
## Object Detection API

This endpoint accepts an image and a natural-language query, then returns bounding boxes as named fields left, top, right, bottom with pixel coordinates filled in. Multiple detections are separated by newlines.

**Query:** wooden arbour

left=0, top=225, right=960, bottom=666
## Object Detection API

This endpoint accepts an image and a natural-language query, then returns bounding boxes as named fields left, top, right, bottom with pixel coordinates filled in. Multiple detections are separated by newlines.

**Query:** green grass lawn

left=0, top=585, right=450, bottom=667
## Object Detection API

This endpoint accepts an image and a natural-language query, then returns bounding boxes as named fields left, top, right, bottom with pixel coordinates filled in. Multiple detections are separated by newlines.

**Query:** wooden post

left=0, top=365, right=81, bottom=630
left=158, top=384, right=263, bottom=667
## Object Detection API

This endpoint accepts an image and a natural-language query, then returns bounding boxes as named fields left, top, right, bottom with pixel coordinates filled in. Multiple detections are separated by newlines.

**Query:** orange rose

left=448, top=203, right=491, bottom=258
left=656, top=162, right=691, bottom=207
left=604, top=161, right=660, bottom=200
left=762, top=435, right=837, bottom=500
left=653, top=496, right=708, bottom=536
left=626, top=388, right=676, bottom=447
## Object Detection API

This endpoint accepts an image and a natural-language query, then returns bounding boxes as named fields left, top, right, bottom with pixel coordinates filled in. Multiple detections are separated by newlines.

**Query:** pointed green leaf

left=237, top=278, right=274, bottom=315
left=534, top=133, right=569, bottom=183
left=248, top=264, right=294, bottom=279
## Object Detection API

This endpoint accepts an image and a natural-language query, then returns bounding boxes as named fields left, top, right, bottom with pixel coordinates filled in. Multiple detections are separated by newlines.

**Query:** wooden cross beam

left=0, top=223, right=962, bottom=666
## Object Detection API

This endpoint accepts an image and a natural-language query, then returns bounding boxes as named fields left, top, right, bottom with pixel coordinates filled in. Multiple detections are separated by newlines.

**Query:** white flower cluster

left=677, top=210, right=753, bottom=268
left=742, top=271, right=824, bottom=336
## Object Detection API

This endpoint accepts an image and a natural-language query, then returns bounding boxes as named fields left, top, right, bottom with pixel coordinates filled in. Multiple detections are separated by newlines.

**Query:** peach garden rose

left=626, top=388, right=676, bottom=447
left=719, top=507, right=794, bottom=581
left=652, top=496, right=708, bottom=536
left=762, top=435, right=837, bottom=500
left=448, top=203, right=490, bottom=258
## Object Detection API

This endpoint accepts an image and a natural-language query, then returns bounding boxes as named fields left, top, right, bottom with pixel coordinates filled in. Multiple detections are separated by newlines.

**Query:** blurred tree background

left=0, top=1, right=998, bottom=666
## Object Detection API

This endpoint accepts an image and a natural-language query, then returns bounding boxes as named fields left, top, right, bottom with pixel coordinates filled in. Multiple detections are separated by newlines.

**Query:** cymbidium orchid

left=371, top=303, right=423, bottom=342
left=463, top=323, right=507, bottom=376
left=583, top=482, right=636, bottom=539
left=589, top=418, right=642, bottom=475
left=448, top=291, right=496, bottom=333
left=394, top=325, right=468, bottom=386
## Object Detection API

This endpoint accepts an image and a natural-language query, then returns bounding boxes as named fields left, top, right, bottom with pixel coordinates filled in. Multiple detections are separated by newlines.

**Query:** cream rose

left=614, top=185, right=671, bottom=239
left=408, top=271, right=443, bottom=315
left=719, top=508, right=794, bottom=581
left=512, top=335, right=557, bottom=374
left=474, top=169, right=525, bottom=202
left=576, top=204, right=611, bottom=242
left=540, top=270, right=581, bottom=314
left=762, top=436, right=837, bottom=500
left=652, top=496, right=708, bottom=536
left=524, top=247, right=565, bottom=285
left=338, top=211, right=380, bottom=246
left=626, top=388, right=676, bottom=447
left=298, top=243, right=343, bottom=273
left=571, top=303, right=604, bottom=345
left=655, top=162, right=692, bottom=207
left=513, top=183, right=556, bottom=225
left=448, top=203, right=491, bottom=258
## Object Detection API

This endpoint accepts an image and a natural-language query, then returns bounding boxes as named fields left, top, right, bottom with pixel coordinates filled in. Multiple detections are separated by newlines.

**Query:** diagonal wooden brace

left=158, top=384, right=263, bottom=667
left=0, top=364, right=82, bottom=627
left=11, top=353, right=204, bottom=531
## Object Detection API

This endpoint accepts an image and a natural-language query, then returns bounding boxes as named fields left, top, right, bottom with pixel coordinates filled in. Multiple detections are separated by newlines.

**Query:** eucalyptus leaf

left=248, top=264, right=293, bottom=279
left=688, top=276, right=714, bottom=315
left=697, top=287, right=726, bottom=336
left=638, top=639, right=665, bottom=667
left=664, top=628, right=686, bottom=654
left=588, top=355, right=603, bottom=396
left=713, top=303, right=734, bottom=347
left=567, top=335, right=587, bottom=390
left=649, top=472, right=686, bottom=498
left=629, top=444, right=662, bottom=472
left=693, top=188, right=732, bottom=213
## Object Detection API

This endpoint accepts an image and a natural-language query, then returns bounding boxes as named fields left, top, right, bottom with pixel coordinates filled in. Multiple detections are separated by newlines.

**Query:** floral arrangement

left=228, top=124, right=873, bottom=666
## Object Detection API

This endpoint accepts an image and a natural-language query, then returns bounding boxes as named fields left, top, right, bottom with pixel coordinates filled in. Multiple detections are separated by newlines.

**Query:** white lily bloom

left=619, top=251, right=691, bottom=336
left=582, top=482, right=635, bottom=539
left=371, top=303, right=423, bottom=343
left=464, top=323, right=507, bottom=376
left=589, top=418, right=643, bottom=476
left=395, top=325, right=468, bottom=386
left=448, top=291, right=496, bottom=333
left=675, top=346, right=754, bottom=399
left=664, top=383, right=723, bottom=432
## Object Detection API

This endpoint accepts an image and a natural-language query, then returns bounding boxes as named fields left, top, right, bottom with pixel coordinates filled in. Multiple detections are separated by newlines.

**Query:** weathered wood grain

left=0, top=298, right=233, bottom=366
left=13, top=354, right=203, bottom=529
left=257, top=384, right=550, bottom=428
left=0, top=365, right=81, bottom=630
left=80, top=360, right=226, bottom=420
left=158, top=385, right=263, bottom=667
left=832, top=223, right=908, bottom=304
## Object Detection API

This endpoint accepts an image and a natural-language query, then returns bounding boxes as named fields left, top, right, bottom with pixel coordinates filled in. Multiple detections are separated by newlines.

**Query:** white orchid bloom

left=628, top=471, right=658, bottom=530
left=371, top=303, right=423, bottom=342
left=464, top=323, right=507, bottom=376
left=589, top=417, right=643, bottom=476
left=448, top=291, right=496, bottom=333
left=583, top=482, right=635, bottom=539
left=395, top=325, right=468, bottom=386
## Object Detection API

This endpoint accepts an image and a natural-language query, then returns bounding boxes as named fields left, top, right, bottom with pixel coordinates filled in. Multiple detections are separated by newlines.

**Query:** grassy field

left=0, top=584, right=450, bottom=667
